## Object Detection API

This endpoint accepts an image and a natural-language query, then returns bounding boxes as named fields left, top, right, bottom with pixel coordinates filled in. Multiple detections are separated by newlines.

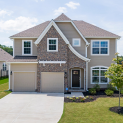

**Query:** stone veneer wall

left=37, top=25, right=86, bottom=92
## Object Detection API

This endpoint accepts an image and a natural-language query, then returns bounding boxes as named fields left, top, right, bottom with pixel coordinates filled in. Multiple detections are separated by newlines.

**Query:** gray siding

left=14, top=38, right=37, bottom=56
left=87, top=38, right=116, bottom=88
left=56, top=22, right=86, bottom=56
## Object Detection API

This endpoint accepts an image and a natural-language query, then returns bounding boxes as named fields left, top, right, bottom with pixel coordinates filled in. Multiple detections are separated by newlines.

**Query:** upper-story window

left=91, top=66, right=108, bottom=84
left=47, top=38, right=58, bottom=52
left=22, top=40, right=32, bottom=55
left=91, top=40, right=109, bottom=55
left=3, top=63, right=6, bottom=71
left=72, top=38, right=81, bottom=47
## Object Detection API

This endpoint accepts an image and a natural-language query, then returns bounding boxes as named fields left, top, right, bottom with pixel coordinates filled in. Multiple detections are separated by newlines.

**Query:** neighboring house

left=0, top=48, right=13, bottom=77
left=8, top=13, right=120, bottom=92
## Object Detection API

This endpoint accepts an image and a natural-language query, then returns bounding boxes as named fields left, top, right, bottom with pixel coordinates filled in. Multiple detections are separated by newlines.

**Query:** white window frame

left=47, top=38, right=58, bottom=52
left=91, top=40, right=109, bottom=56
left=72, top=38, right=81, bottom=47
left=3, top=62, right=6, bottom=71
left=22, top=40, right=32, bottom=55
left=91, top=66, right=109, bottom=84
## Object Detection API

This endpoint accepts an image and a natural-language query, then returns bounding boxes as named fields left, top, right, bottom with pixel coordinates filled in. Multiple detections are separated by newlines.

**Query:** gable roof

left=10, top=14, right=120, bottom=39
left=35, top=20, right=69, bottom=45
left=73, top=20, right=120, bottom=38
left=0, top=48, right=13, bottom=61
left=34, top=20, right=90, bottom=62
left=10, top=21, right=50, bottom=38
left=54, top=13, right=71, bottom=21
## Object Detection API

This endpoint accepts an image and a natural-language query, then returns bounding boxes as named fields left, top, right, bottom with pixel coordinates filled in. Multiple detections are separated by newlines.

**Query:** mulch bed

left=64, top=90, right=123, bottom=103
left=64, top=96, right=97, bottom=103
left=109, top=106, right=123, bottom=114
left=83, top=90, right=123, bottom=97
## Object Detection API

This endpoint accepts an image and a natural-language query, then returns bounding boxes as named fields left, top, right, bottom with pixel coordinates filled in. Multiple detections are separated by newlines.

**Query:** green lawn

left=0, top=77, right=11, bottom=99
left=59, top=98, right=123, bottom=123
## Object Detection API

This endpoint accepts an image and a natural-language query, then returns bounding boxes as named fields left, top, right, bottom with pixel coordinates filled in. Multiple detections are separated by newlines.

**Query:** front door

left=72, top=70, right=80, bottom=88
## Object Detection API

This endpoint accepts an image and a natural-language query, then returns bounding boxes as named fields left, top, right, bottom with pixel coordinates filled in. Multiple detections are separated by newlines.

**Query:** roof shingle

left=0, top=48, right=13, bottom=61
left=54, top=13, right=71, bottom=21
left=73, top=20, right=120, bottom=38
left=7, top=56, right=37, bottom=62
left=10, top=21, right=50, bottom=38
left=10, top=13, right=120, bottom=39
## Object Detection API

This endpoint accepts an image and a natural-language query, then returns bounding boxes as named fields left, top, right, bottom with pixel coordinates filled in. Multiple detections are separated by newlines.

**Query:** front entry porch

left=68, top=67, right=86, bottom=92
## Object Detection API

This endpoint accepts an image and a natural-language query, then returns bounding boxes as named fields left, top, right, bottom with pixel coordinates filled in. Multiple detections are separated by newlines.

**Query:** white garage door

left=41, top=72, right=64, bottom=93
left=13, top=72, right=35, bottom=92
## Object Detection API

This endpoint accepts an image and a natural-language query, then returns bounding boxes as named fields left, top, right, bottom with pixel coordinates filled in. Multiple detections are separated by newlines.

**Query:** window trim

left=3, top=62, right=6, bottom=71
left=72, top=38, right=81, bottom=47
left=91, top=40, right=109, bottom=56
left=91, top=66, right=109, bottom=84
left=22, top=40, right=32, bottom=55
left=47, top=38, right=58, bottom=52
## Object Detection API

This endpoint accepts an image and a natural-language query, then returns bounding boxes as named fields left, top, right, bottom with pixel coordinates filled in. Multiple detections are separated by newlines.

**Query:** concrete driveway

left=0, top=92, right=64, bottom=123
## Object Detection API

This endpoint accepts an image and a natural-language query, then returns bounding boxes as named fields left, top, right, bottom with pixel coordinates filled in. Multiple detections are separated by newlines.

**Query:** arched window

left=3, top=63, right=6, bottom=71
left=91, top=66, right=108, bottom=84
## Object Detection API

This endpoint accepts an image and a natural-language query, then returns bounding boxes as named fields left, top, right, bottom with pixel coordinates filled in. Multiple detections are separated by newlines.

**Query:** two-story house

left=8, top=13, right=120, bottom=93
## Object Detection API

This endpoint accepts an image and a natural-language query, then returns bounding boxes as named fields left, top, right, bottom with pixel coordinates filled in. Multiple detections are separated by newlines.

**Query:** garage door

left=41, top=72, right=64, bottom=93
left=13, top=72, right=35, bottom=92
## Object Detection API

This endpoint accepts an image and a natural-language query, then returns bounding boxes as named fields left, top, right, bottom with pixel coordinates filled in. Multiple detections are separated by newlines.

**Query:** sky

left=0, top=0, right=123, bottom=55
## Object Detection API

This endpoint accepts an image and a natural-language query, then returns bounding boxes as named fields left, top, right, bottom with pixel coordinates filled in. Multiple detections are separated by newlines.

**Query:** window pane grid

left=92, top=67, right=108, bottom=84
left=48, top=39, right=57, bottom=51
left=23, top=41, right=31, bottom=54
left=92, top=41, right=108, bottom=54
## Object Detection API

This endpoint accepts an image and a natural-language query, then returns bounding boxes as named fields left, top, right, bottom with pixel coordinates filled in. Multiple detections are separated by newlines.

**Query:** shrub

left=86, top=96, right=89, bottom=98
left=72, top=97, right=76, bottom=101
left=89, top=96, right=93, bottom=100
left=80, top=98, right=85, bottom=102
left=93, top=84, right=100, bottom=91
left=76, top=97, right=79, bottom=99
left=69, top=97, right=72, bottom=100
left=89, top=88, right=96, bottom=95
left=107, top=84, right=116, bottom=91
left=105, top=89, right=114, bottom=96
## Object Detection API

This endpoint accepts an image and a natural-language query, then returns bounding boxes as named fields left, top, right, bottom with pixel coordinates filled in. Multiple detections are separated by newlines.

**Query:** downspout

left=86, top=61, right=88, bottom=91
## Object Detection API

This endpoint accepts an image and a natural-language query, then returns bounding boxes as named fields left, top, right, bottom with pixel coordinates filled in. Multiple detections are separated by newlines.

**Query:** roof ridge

left=54, top=13, right=71, bottom=21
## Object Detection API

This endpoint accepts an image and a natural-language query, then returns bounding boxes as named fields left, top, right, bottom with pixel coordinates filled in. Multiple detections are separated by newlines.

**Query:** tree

left=105, top=53, right=123, bottom=109
left=0, top=44, right=13, bottom=56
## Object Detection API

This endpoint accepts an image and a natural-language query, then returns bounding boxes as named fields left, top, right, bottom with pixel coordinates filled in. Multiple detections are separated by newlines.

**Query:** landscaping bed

left=83, top=90, right=123, bottom=97
left=109, top=106, right=123, bottom=114
left=64, top=96, right=97, bottom=103
left=65, top=90, right=123, bottom=103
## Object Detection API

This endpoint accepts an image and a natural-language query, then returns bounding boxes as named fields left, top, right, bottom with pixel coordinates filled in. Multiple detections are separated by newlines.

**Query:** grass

left=59, top=98, right=123, bottom=123
left=0, top=77, right=11, bottom=99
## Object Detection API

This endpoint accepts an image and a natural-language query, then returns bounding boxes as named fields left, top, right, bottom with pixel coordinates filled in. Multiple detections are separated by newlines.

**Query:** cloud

left=0, top=16, right=38, bottom=32
left=54, top=7, right=67, bottom=15
left=65, top=1, right=80, bottom=9
left=0, top=9, right=13, bottom=17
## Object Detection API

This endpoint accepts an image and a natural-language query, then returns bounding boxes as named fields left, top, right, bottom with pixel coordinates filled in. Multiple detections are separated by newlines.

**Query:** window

left=3, top=63, right=6, bottom=71
left=72, top=38, right=81, bottom=47
left=91, top=40, right=109, bottom=55
left=91, top=66, right=108, bottom=84
left=47, top=38, right=58, bottom=52
left=22, top=40, right=32, bottom=55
